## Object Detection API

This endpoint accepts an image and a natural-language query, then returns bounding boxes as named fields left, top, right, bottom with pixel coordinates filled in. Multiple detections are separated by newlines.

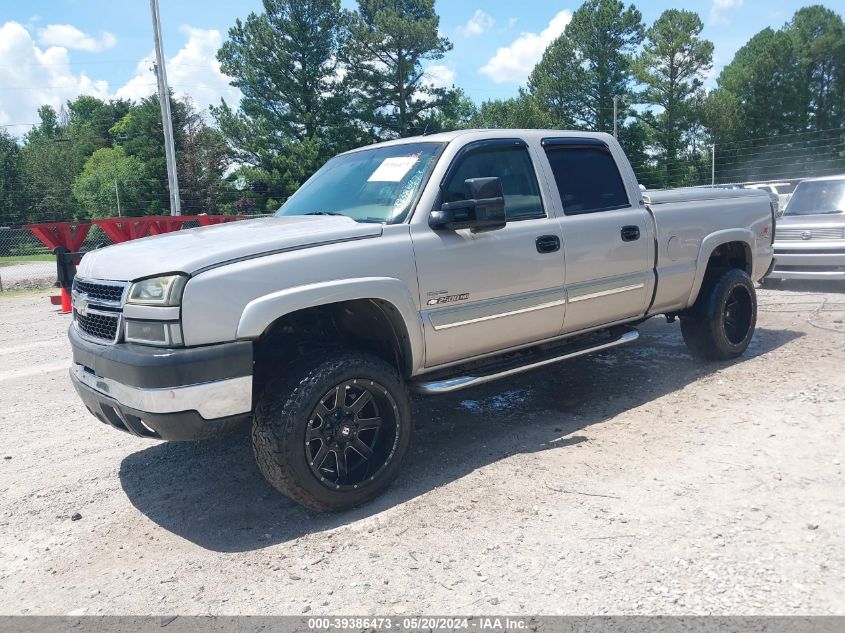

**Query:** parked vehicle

left=767, top=174, right=845, bottom=281
left=745, top=182, right=796, bottom=217
left=68, top=130, right=775, bottom=510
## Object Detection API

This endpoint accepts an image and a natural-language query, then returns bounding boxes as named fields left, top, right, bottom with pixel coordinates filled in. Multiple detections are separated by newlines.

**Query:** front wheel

left=681, top=268, right=757, bottom=361
left=252, top=351, right=412, bottom=511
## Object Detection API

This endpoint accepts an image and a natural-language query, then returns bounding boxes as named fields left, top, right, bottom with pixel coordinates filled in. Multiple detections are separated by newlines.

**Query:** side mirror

left=430, top=177, right=507, bottom=232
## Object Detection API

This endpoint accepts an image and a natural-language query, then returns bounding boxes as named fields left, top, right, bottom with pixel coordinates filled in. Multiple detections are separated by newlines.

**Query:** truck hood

left=778, top=213, right=845, bottom=228
left=76, top=215, right=383, bottom=281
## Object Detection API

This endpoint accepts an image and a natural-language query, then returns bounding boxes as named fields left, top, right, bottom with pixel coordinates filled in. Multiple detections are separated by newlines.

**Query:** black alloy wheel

left=305, top=380, right=400, bottom=490
left=252, top=351, right=412, bottom=511
left=722, top=284, right=753, bottom=345
left=681, top=268, right=757, bottom=361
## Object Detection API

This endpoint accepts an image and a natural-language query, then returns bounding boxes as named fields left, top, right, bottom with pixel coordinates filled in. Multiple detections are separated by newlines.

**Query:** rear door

left=411, top=139, right=566, bottom=367
left=541, top=138, right=652, bottom=333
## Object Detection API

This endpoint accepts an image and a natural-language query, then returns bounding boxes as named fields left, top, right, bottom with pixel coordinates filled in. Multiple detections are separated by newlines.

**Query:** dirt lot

left=0, top=261, right=56, bottom=290
left=0, top=284, right=843, bottom=615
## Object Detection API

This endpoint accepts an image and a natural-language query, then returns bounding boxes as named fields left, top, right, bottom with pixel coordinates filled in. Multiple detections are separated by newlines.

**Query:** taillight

left=770, top=201, right=776, bottom=244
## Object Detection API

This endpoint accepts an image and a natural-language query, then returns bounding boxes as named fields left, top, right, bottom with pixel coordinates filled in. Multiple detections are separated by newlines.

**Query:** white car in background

left=768, top=174, right=845, bottom=281
left=746, top=182, right=795, bottom=216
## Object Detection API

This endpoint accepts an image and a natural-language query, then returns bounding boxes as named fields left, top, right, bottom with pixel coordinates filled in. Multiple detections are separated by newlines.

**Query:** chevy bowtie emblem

left=801, top=231, right=812, bottom=240
left=75, top=293, right=90, bottom=317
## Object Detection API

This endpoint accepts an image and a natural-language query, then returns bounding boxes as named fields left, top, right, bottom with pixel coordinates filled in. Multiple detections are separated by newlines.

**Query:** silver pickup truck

left=68, top=130, right=775, bottom=510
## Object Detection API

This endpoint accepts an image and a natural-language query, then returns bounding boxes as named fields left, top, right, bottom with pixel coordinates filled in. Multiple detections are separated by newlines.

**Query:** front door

left=411, top=139, right=566, bottom=367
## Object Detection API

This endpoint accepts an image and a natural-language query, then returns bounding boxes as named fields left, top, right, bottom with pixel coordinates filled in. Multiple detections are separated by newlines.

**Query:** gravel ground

left=0, top=283, right=843, bottom=615
left=0, top=261, right=56, bottom=290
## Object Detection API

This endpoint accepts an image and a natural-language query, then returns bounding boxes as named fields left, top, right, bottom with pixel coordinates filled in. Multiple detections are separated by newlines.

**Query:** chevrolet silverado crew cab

left=69, top=130, right=775, bottom=511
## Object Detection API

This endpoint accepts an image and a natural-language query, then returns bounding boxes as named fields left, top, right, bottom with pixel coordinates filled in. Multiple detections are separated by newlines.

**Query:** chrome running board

left=411, top=327, right=639, bottom=395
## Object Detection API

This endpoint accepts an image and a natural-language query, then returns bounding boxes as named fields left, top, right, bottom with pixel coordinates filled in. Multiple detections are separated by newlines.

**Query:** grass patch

left=0, top=287, right=53, bottom=299
left=0, top=254, right=55, bottom=267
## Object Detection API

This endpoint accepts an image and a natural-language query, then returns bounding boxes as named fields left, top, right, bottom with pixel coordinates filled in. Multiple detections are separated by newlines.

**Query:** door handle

left=621, top=225, right=640, bottom=242
left=536, top=235, right=560, bottom=254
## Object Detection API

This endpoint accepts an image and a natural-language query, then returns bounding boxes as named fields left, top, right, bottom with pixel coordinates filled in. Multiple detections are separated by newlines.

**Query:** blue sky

left=0, top=0, right=837, bottom=132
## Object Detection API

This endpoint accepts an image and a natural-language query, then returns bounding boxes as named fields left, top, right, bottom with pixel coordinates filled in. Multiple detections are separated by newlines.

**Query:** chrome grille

left=72, top=277, right=128, bottom=344
left=776, top=227, right=844, bottom=241
left=72, top=278, right=127, bottom=305
left=75, top=309, right=120, bottom=343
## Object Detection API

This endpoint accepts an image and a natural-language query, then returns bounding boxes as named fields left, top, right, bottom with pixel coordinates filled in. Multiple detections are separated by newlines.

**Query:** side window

left=442, top=145, right=545, bottom=221
left=544, top=146, right=630, bottom=215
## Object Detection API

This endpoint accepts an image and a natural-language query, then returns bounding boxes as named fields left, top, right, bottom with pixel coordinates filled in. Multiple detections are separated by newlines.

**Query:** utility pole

left=114, top=179, right=122, bottom=217
left=711, top=143, right=716, bottom=186
left=150, top=0, right=181, bottom=216
left=613, top=95, right=618, bottom=139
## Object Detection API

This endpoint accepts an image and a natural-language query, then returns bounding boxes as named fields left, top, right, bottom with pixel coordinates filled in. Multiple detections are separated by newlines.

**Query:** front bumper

left=69, top=326, right=253, bottom=440
left=769, top=248, right=845, bottom=280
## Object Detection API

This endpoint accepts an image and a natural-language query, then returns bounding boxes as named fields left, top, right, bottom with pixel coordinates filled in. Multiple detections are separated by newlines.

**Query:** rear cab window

left=542, top=139, right=630, bottom=215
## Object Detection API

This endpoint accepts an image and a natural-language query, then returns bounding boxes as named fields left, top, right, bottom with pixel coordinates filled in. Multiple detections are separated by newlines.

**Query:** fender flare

left=236, top=277, right=424, bottom=373
left=687, top=228, right=755, bottom=306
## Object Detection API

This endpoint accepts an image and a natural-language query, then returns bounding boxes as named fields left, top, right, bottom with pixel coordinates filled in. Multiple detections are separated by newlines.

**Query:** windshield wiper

left=304, top=211, right=346, bottom=216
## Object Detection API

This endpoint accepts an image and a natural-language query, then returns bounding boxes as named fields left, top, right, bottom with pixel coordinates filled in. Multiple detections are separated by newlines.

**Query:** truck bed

left=644, top=186, right=767, bottom=206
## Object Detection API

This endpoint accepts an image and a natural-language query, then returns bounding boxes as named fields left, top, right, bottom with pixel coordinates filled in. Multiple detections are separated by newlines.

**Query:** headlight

left=127, top=274, right=187, bottom=306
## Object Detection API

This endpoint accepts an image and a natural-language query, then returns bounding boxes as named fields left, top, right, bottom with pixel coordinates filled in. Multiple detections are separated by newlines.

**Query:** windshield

left=276, top=142, right=443, bottom=223
left=785, top=180, right=845, bottom=216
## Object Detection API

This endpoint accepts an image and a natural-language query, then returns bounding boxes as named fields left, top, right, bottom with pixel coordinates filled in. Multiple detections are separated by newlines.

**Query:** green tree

left=711, top=27, right=803, bottom=142
left=19, top=105, right=91, bottom=221
left=424, top=88, right=477, bottom=132
left=528, top=0, right=643, bottom=132
left=216, top=0, right=351, bottom=149
left=110, top=93, right=187, bottom=214
left=701, top=89, right=743, bottom=148
left=635, top=9, right=713, bottom=186
left=178, top=99, right=233, bottom=214
left=72, top=147, right=148, bottom=218
left=471, top=92, right=554, bottom=129
left=704, top=6, right=845, bottom=182
left=213, top=0, right=358, bottom=207
left=0, top=130, right=23, bottom=225
left=67, top=96, right=132, bottom=151
left=527, top=35, right=581, bottom=128
left=617, top=119, right=656, bottom=187
left=341, top=0, right=456, bottom=139
left=789, top=5, right=845, bottom=131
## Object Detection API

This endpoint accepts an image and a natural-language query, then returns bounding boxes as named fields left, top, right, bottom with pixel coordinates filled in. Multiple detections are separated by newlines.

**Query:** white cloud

left=423, top=64, right=456, bottom=88
left=710, top=0, right=744, bottom=25
left=460, top=10, right=494, bottom=37
left=115, top=26, right=240, bottom=110
left=0, top=21, right=109, bottom=128
left=38, top=24, right=117, bottom=52
left=479, top=10, right=572, bottom=84
left=0, top=21, right=239, bottom=133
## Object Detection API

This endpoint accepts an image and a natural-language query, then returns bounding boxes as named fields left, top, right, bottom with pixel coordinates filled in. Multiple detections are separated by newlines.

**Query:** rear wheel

left=681, top=268, right=757, bottom=361
left=252, top=351, right=411, bottom=511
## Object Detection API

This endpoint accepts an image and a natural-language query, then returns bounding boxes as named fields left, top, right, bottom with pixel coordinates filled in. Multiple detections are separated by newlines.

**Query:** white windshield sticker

left=367, top=156, right=419, bottom=182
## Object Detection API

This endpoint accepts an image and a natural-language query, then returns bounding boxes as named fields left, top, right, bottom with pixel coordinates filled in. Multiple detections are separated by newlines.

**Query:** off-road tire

left=252, top=350, right=411, bottom=511
left=681, top=268, right=757, bottom=361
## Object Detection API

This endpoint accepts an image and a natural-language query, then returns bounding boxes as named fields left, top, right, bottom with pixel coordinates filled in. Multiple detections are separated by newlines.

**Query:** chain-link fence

left=0, top=226, right=58, bottom=291
left=0, top=220, right=245, bottom=292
